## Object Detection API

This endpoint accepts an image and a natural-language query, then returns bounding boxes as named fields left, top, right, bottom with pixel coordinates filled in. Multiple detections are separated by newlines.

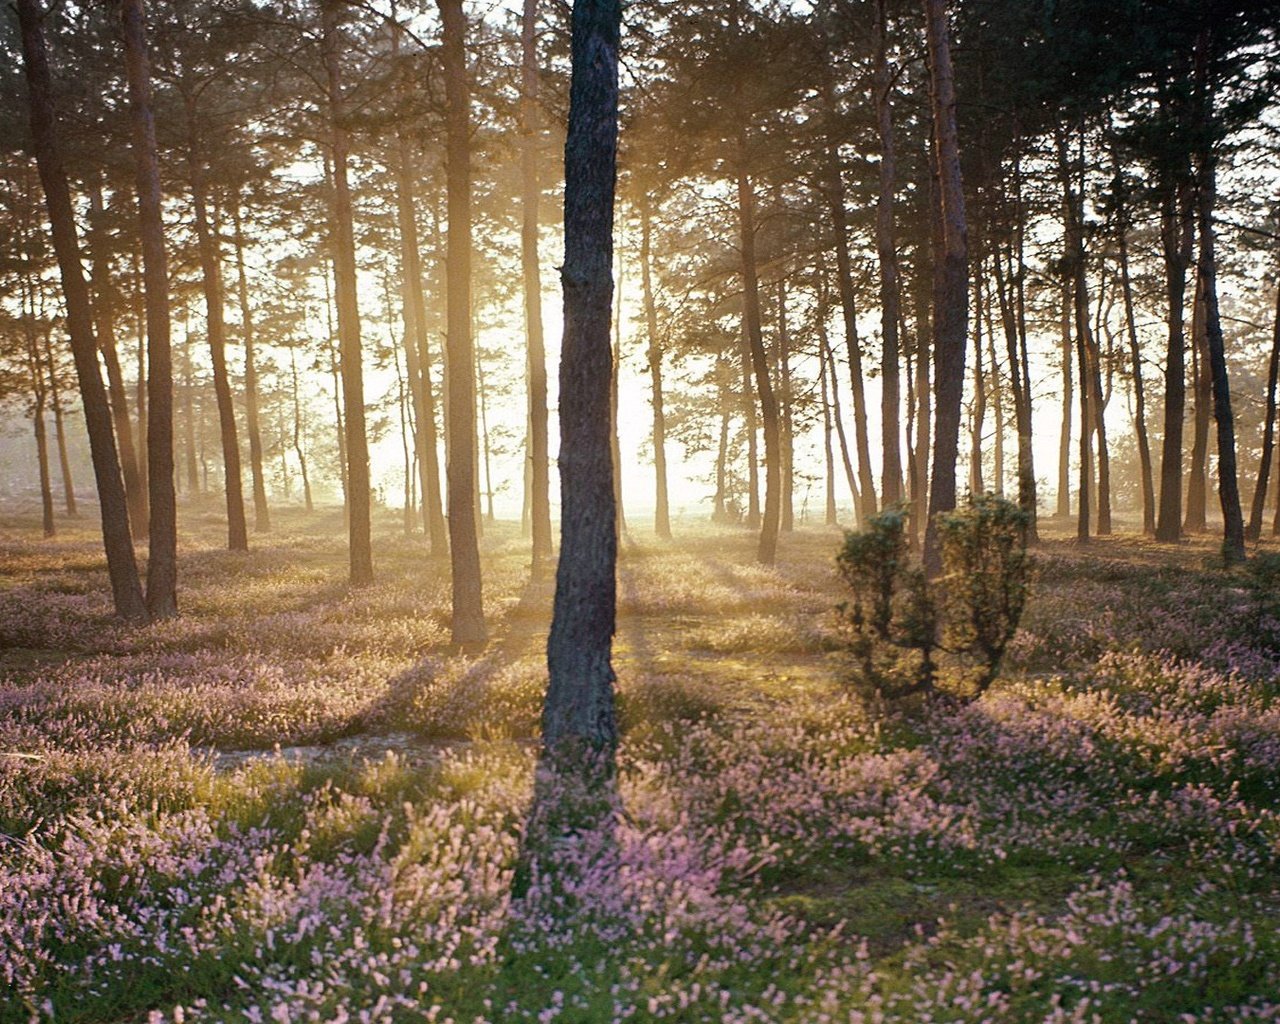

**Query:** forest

left=2, top=0, right=1280, bottom=1020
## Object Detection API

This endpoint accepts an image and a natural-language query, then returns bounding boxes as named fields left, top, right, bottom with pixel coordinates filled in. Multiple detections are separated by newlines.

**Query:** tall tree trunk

left=825, top=152, right=878, bottom=518
left=437, top=0, right=486, bottom=644
left=912, top=272, right=931, bottom=542
left=17, top=0, right=147, bottom=621
left=87, top=179, right=147, bottom=535
left=185, top=94, right=248, bottom=552
left=289, top=346, right=313, bottom=512
left=741, top=333, right=760, bottom=528
left=873, top=0, right=903, bottom=508
left=39, top=294, right=78, bottom=516
left=1057, top=283, right=1073, bottom=518
left=984, top=276, right=1005, bottom=496
left=1249, top=259, right=1280, bottom=541
left=817, top=268, right=861, bottom=523
left=1193, top=127, right=1244, bottom=559
left=820, top=328, right=838, bottom=526
left=21, top=281, right=55, bottom=537
left=1184, top=276, right=1210, bottom=532
left=231, top=197, right=270, bottom=533
left=1117, top=200, right=1156, bottom=534
left=180, top=323, right=199, bottom=495
left=611, top=252, right=626, bottom=539
left=323, top=1, right=373, bottom=584
left=922, top=0, right=968, bottom=576
left=1155, top=139, right=1195, bottom=542
left=544, top=0, right=621, bottom=756
left=391, top=135, right=446, bottom=556
left=776, top=280, right=794, bottom=533
left=122, top=0, right=177, bottom=618
left=1011, top=154, right=1038, bottom=539
left=735, top=148, right=782, bottom=564
left=639, top=197, right=671, bottom=539
left=970, top=264, right=986, bottom=494
left=520, top=0, right=553, bottom=571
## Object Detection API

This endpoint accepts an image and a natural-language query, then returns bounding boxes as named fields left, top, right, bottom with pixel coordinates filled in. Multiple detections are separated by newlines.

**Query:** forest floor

left=2, top=501, right=1280, bottom=1023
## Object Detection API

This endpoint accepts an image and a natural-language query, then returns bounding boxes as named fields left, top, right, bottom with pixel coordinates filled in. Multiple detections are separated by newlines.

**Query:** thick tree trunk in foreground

left=521, top=0, right=554, bottom=572
left=544, top=0, right=621, bottom=755
left=323, top=1, right=373, bottom=585
left=922, top=0, right=967, bottom=576
left=121, top=0, right=177, bottom=618
left=18, top=0, right=147, bottom=622
left=437, top=0, right=486, bottom=644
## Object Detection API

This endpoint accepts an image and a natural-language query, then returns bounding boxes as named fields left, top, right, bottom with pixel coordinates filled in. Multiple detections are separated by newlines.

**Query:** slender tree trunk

left=231, top=198, right=270, bottom=533
left=40, top=304, right=78, bottom=516
left=741, top=333, right=760, bottom=528
left=713, top=362, right=731, bottom=522
left=289, top=347, right=313, bottom=513
left=437, top=0, right=486, bottom=644
left=477, top=350, right=496, bottom=524
left=912, top=273, right=931, bottom=542
left=33, top=396, right=55, bottom=538
left=323, top=1, right=373, bottom=584
left=1058, top=283, right=1073, bottom=518
left=820, top=328, right=837, bottom=527
left=970, top=265, right=986, bottom=494
left=181, top=323, right=198, bottom=494
left=1155, top=152, right=1195, bottom=542
left=1249, top=261, right=1280, bottom=541
left=873, top=0, right=903, bottom=508
left=639, top=197, right=671, bottom=539
left=611, top=250, right=626, bottom=538
left=825, top=152, right=878, bottom=518
left=87, top=179, right=147, bottom=535
left=1194, top=143, right=1244, bottom=560
left=922, top=0, right=968, bottom=576
left=735, top=149, right=782, bottom=564
left=817, top=271, right=861, bottom=523
left=122, top=0, right=177, bottom=618
left=520, top=0, right=553, bottom=571
left=1010, top=155, right=1038, bottom=539
left=544, top=0, right=621, bottom=756
left=185, top=95, right=248, bottom=552
left=21, top=284, right=55, bottom=537
left=18, top=0, right=147, bottom=621
left=1118, top=203, right=1156, bottom=534
left=776, top=280, right=794, bottom=532
left=1184, top=276, right=1210, bottom=532
left=985, top=279, right=1005, bottom=496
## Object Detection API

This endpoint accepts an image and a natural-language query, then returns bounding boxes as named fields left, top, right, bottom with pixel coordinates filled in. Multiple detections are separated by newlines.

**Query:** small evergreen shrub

left=836, top=495, right=1029, bottom=701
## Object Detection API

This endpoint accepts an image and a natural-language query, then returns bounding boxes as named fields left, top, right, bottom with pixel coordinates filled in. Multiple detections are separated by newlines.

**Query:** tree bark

left=1194, top=142, right=1244, bottom=560
left=437, top=0, right=486, bottom=644
left=231, top=197, right=270, bottom=533
left=922, top=0, right=968, bottom=576
left=18, top=0, right=147, bottom=621
left=185, top=93, right=248, bottom=552
left=121, top=0, right=177, bottom=618
left=776, top=280, right=794, bottom=532
left=544, top=0, right=621, bottom=755
left=1249, top=260, right=1280, bottom=542
left=734, top=140, right=781, bottom=564
left=873, top=0, right=903, bottom=508
left=520, top=0, right=553, bottom=570
left=1155, top=148, right=1195, bottom=542
left=323, top=1, right=373, bottom=584
left=87, top=179, right=146, bottom=535
left=1057, top=283, right=1073, bottom=518
left=289, top=346, right=313, bottom=512
left=639, top=197, right=671, bottom=539
left=825, top=151, right=878, bottom=519
left=1117, top=200, right=1156, bottom=534
left=1184, top=275, right=1210, bottom=532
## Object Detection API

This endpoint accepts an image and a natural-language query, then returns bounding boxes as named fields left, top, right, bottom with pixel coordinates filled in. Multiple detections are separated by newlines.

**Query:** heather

left=3, top=509, right=1280, bottom=1022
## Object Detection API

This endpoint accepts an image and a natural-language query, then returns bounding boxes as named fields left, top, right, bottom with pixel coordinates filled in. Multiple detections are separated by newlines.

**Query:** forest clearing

left=2, top=507, right=1279, bottom=1023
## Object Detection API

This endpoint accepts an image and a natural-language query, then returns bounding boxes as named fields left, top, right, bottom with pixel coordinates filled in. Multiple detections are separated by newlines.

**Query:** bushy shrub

left=836, top=495, right=1029, bottom=701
